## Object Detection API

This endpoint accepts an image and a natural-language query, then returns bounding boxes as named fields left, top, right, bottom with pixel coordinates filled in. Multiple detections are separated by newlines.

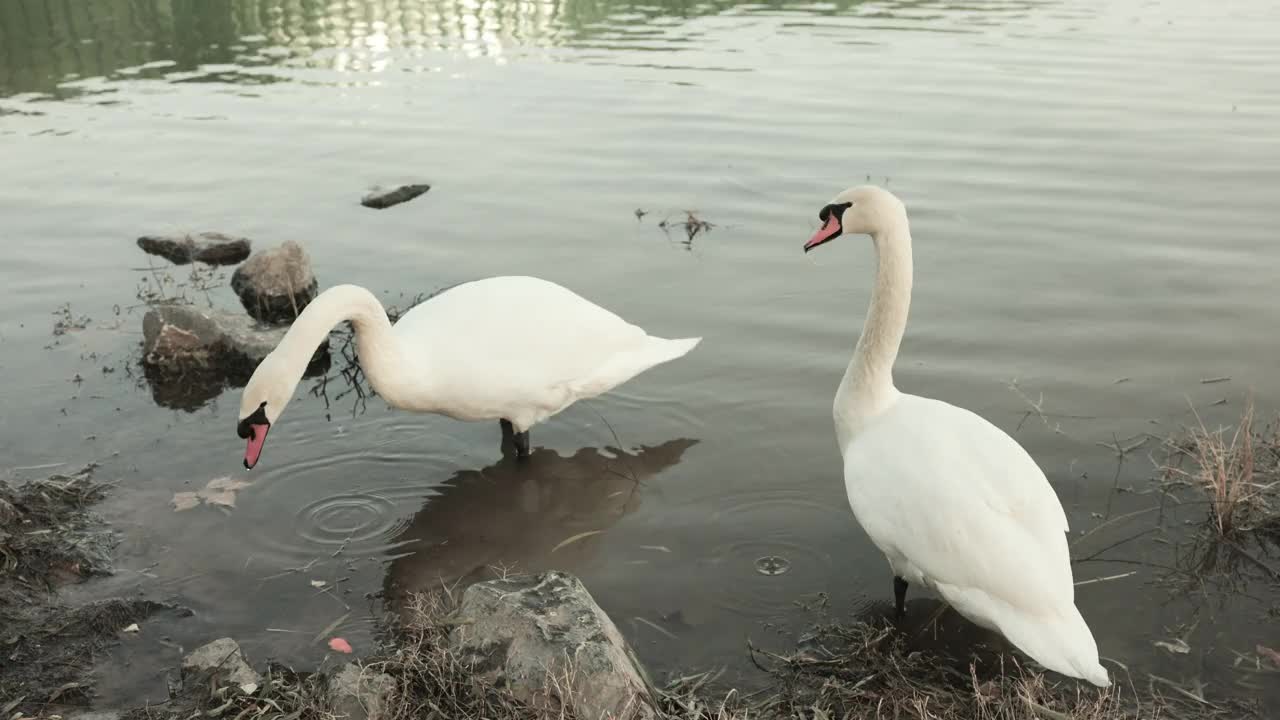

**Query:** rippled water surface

left=3, top=0, right=1280, bottom=709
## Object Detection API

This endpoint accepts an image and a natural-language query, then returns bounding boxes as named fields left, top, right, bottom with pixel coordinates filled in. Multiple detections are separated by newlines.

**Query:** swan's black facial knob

left=806, top=202, right=853, bottom=253
left=237, top=403, right=269, bottom=439
left=819, top=202, right=852, bottom=224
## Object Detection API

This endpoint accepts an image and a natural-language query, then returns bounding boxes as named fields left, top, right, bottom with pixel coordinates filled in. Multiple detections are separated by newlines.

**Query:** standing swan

left=803, top=186, right=1109, bottom=687
left=236, top=277, right=700, bottom=469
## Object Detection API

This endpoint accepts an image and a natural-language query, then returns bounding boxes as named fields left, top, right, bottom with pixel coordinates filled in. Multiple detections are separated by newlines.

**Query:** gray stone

left=361, top=184, right=431, bottom=210
left=137, top=232, right=252, bottom=265
left=449, top=571, right=657, bottom=720
left=230, top=240, right=318, bottom=324
left=329, top=664, right=395, bottom=720
left=181, top=638, right=261, bottom=690
left=141, top=304, right=327, bottom=375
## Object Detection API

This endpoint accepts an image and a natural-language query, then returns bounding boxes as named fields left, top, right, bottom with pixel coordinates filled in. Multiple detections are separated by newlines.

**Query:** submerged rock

left=449, top=570, right=657, bottom=720
left=182, top=638, right=262, bottom=690
left=137, top=232, right=252, bottom=265
left=361, top=184, right=431, bottom=210
left=329, top=664, right=396, bottom=720
left=142, top=304, right=328, bottom=375
left=230, top=240, right=319, bottom=324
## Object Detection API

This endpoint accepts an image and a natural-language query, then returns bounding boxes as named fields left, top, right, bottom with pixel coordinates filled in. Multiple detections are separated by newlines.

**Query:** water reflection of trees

left=1, top=0, right=1049, bottom=95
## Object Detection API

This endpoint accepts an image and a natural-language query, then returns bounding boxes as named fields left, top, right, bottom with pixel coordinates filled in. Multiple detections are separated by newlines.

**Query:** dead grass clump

left=1161, top=401, right=1279, bottom=539
left=368, top=589, right=575, bottom=720
left=0, top=464, right=114, bottom=586
left=132, top=260, right=227, bottom=309
left=121, top=663, right=327, bottom=720
left=737, top=618, right=1255, bottom=720
left=658, top=211, right=715, bottom=246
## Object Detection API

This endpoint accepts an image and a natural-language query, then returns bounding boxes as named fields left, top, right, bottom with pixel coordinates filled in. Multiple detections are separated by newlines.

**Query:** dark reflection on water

left=383, top=438, right=699, bottom=608
left=0, top=0, right=1055, bottom=96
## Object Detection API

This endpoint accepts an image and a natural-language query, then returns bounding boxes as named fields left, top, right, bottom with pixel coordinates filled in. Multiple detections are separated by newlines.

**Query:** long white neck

left=273, top=284, right=411, bottom=404
left=835, top=219, right=913, bottom=444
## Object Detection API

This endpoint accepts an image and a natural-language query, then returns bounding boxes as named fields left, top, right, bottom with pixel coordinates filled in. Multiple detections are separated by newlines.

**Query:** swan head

left=803, top=185, right=907, bottom=252
left=236, top=352, right=298, bottom=470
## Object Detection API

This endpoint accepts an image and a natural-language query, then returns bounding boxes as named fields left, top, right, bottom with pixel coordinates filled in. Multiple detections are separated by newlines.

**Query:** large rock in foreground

left=449, top=571, right=657, bottom=720
left=137, top=232, right=252, bottom=265
left=230, top=240, right=319, bottom=324
left=142, top=304, right=327, bottom=376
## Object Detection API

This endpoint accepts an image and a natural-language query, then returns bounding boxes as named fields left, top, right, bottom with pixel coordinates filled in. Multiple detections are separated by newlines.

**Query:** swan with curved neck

left=236, top=277, right=700, bottom=468
left=804, top=185, right=1110, bottom=687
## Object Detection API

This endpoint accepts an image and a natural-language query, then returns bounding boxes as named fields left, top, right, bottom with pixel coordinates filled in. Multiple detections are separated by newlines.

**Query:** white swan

left=803, top=185, right=1110, bottom=687
left=236, top=277, right=700, bottom=469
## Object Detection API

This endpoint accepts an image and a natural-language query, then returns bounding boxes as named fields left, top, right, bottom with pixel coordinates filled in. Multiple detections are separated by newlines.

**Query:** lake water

left=2, top=0, right=1279, bottom=710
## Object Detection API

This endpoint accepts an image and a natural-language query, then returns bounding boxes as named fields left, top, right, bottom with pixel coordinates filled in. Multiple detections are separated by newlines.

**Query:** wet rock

left=361, top=184, right=431, bottom=210
left=141, top=304, right=328, bottom=376
left=137, top=232, right=252, bottom=266
left=230, top=240, right=319, bottom=324
left=449, top=571, right=657, bottom=720
left=329, top=664, right=395, bottom=720
left=182, top=638, right=261, bottom=690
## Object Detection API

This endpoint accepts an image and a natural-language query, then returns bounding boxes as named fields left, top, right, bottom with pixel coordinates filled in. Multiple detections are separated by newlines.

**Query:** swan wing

left=392, top=276, right=696, bottom=421
left=843, top=394, right=1071, bottom=607
left=841, top=394, right=1108, bottom=685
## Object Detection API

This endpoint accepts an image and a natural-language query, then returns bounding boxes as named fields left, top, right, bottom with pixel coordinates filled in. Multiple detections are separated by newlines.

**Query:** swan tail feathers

left=938, top=584, right=1110, bottom=687
left=1000, top=603, right=1110, bottom=687
left=565, top=336, right=701, bottom=399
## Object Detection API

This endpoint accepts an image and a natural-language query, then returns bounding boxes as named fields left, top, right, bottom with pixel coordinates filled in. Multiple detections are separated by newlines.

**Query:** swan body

left=804, top=185, right=1109, bottom=687
left=236, top=276, right=700, bottom=468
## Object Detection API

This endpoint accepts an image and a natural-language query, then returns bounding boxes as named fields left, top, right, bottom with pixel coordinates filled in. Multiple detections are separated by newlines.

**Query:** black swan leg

left=499, top=419, right=531, bottom=458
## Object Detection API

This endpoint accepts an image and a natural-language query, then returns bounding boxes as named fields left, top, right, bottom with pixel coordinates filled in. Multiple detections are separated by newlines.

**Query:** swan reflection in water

left=383, top=438, right=699, bottom=609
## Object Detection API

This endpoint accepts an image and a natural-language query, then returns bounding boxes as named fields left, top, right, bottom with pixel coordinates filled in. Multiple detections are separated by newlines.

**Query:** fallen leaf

left=202, top=489, right=239, bottom=508
left=328, top=637, right=353, bottom=654
left=171, top=477, right=253, bottom=512
left=171, top=492, right=200, bottom=511
left=123, top=623, right=139, bottom=633
left=205, top=476, right=250, bottom=492
left=1155, top=638, right=1191, bottom=655
left=1258, top=645, right=1280, bottom=666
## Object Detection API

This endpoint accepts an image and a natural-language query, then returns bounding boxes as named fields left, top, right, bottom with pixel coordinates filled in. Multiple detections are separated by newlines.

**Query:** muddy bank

left=0, top=466, right=190, bottom=714
left=105, top=584, right=1267, bottom=720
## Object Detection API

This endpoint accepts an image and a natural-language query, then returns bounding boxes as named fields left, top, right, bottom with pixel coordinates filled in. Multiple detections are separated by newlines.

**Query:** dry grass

left=121, top=663, right=328, bottom=720
left=131, top=259, right=227, bottom=309
left=735, top=618, right=1257, bottom=720
left=1161, top=400, right=1280, bottom=542
left=0, top=464, right=113, bottom=586
left=370, top=589, right=577, bottom=720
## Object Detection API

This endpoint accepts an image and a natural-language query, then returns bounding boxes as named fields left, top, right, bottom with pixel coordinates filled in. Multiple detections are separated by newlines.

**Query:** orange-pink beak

left=243, top=424, right=269, bottom=469
left=804, top=214, right=842, bottom=252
